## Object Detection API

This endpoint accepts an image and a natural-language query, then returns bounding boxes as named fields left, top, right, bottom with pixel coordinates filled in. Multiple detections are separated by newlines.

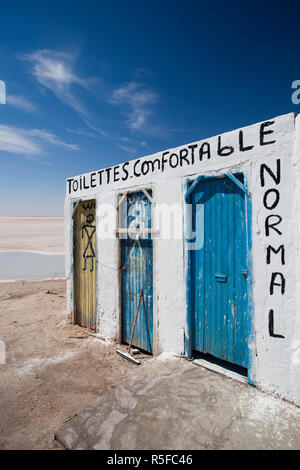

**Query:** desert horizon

left=0, top=216, right=65, bottom=254
left=0, top=217, right=65, bottom=281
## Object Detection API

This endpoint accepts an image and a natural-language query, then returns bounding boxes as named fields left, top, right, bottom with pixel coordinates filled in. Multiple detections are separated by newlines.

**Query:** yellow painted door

left=74, top=200, right=96, bottom=329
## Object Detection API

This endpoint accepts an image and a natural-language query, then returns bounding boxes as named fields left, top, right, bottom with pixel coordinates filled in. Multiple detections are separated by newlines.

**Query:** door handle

left=121, top=266, right=126, bottom=272
left=242, top=271, right=248, bottom=278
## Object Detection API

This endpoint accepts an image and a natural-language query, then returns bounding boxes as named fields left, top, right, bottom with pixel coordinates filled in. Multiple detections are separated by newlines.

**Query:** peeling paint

left=65, top=113, right=300, bottom=406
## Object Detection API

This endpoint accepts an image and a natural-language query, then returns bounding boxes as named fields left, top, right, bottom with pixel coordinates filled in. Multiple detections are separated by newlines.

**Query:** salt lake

left=0, top=251, right=65, bottom=282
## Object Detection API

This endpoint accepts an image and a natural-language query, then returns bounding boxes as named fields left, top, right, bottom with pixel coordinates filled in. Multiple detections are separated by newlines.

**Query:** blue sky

left=0, top=0, right=299, bottom=216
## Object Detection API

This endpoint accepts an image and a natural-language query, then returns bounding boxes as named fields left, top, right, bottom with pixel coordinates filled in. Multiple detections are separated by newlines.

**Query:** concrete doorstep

left=55, top=357, right=300, bottom=450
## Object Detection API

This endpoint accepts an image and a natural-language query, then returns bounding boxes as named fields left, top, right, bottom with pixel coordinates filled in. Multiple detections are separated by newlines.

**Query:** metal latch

left=215, top=273, right=227, bottom=283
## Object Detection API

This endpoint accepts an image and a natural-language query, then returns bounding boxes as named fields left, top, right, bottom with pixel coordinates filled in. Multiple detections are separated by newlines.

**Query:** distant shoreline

left=0, top=249, right=65, bottom=255
left=0, top=251, right=65, bottom=282
left=0, top=277, right=66, bottom=284
left=0, top=216, right=64, bottom=219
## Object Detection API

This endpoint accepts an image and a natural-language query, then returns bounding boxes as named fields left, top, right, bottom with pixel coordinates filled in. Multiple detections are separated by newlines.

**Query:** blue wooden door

left=191, top=175, right=249, bottom=368
left=121, top=191, right=153, bottom=353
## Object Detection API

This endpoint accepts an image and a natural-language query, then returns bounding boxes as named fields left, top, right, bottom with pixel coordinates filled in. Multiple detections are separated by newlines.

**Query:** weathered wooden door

left=121, top=191, right=153, bottom=353
left=73, top=200, right=97, bottom=330
left=191, top=175, right=249, bottom=368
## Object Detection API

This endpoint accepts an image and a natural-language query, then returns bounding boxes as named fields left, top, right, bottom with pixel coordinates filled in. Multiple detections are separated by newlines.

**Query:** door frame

left=116, top=185, right=158, bottom=355
left=184, top=170, right=255, bottom=384
left=71, top=197, right=98, bottom=328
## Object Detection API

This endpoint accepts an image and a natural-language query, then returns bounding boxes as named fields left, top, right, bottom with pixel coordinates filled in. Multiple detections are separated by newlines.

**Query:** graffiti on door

left=82, top=213, right=96, bottom=272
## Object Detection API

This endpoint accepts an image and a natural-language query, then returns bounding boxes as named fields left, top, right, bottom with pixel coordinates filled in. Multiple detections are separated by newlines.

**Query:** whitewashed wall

left=65, top=113, right=300, bottom=406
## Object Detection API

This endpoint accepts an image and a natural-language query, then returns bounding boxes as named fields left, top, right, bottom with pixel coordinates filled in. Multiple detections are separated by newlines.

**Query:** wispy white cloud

left=29, top=129, right=80, bottom=150
left=23, top=49, right=96, bottom=117
left=66, top=128, right=97, bottom=139
left=6, top=94, right=37, bottom=113
left=23, top=50, right=114, bottom=142
left=0, top=161, right=24, bottom=171
left=82, top=119, right=112, bottom=139
left=0, top=124, right=79, bottom=158
left=109, top=81, right=158, bottom=130
left=22, top=50, right=160, bottom=151
left=0, top=125, right=39, bottom=155
left=116, top=143, right=137, bottom=154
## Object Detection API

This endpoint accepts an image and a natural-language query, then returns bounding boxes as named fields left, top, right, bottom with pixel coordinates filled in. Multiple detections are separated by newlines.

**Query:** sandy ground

left=0, top=217, right=65, bottom=253
left=0, top=279, right=148, bottom=450
left=57, top=358, right=300, bottom=450
left=1, top=279, right=300, bottom=450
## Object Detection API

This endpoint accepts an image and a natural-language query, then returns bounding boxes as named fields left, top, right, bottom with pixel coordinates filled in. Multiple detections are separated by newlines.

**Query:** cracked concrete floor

left=55, top=356, right=300, bottom=450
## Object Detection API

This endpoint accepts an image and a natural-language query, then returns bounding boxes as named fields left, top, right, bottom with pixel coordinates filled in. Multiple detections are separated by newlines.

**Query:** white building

left=65, top=112, right=300, bottom=406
